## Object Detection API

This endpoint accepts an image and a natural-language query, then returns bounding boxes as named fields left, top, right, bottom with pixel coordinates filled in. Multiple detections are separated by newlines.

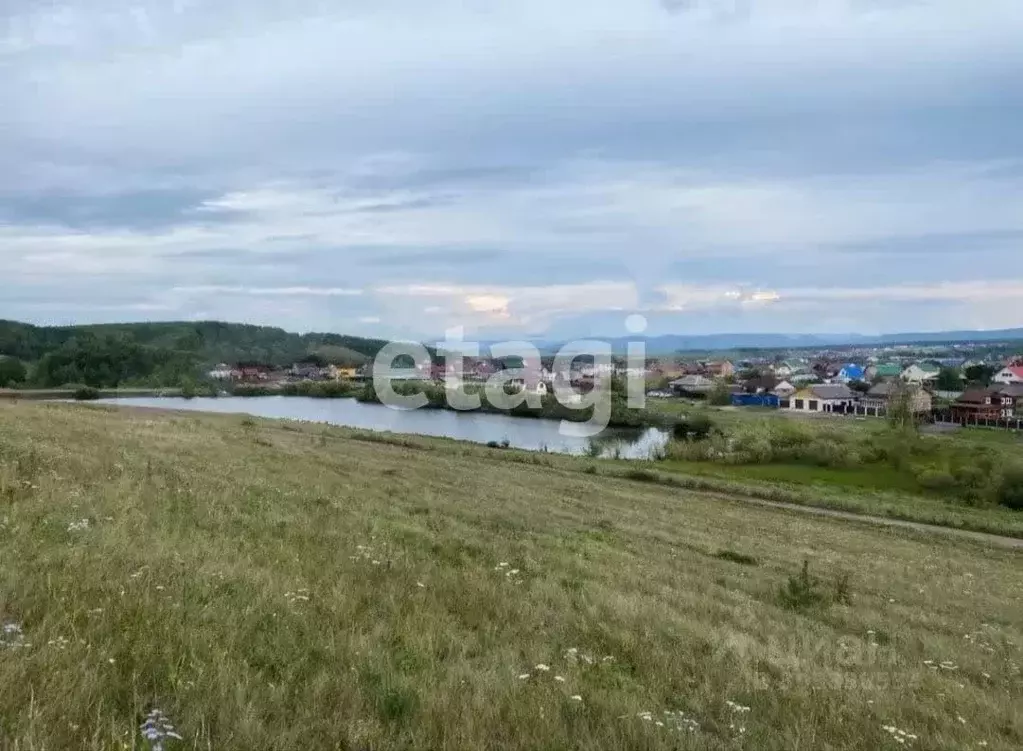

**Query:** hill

left=0, top=320, right=394, bottom=388
left=0, top=402, right=1020, bottom=749
left=605, top=328, right=1023, bottom=354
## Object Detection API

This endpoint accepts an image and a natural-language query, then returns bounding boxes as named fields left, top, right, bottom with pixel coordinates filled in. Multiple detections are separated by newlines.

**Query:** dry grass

left=1, top=402, right=1021, bottom=750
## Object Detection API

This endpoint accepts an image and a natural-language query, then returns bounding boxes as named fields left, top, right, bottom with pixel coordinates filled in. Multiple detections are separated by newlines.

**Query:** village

left=205, top=345, right=1023, bottom=428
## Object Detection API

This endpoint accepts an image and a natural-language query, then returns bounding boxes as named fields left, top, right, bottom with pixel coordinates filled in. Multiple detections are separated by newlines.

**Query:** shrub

left=833, top=571, right=853, bottom=605
left=715, top=549, right=758, bottom=566
left=915, top=468, right=956, bottom=493
left=625, top=468, right=659, bottom=483
left=72, top=386, right=101, bottom=401
left=997, top=465, right=1023, bottom=511
left=778, top=560, right=825, bottom=610
left=950, top=464, right=996, bottom=505
left=802, top=438, right=855, bottom=469
left=707, top=381, right=732, bottom=406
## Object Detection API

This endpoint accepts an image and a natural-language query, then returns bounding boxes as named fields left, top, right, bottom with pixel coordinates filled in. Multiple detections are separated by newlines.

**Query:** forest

left=0, top=320, right=392, bottom=388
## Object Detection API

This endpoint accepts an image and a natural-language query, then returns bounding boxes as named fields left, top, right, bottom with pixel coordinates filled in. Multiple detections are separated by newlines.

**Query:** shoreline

left=0, top=387, right=182, bottom=401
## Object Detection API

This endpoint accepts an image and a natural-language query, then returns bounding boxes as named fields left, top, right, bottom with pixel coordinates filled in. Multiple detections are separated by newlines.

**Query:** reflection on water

left=95, top=396, right=668, bottom=459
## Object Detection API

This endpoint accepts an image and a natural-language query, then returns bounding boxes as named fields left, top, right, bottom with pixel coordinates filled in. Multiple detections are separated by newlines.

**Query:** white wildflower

left=569, top=695, right=583, bottom=702
left=534, top=663, right=550, bottom=672
left=554, top=675, right=566, bottom=682
left=1, top=622, right=28, bottom=650
left=140, top=708, right=183, bottom=750
left=517, top=673, right=530, bottom=680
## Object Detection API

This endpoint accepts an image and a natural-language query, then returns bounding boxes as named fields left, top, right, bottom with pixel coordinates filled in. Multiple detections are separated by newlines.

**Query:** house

left=334, top=366, right=359, bottom=380
left=992, top=366, right=1023, bottom=385
left=290, top=362, right=322, bottom=380
left=706, top=361, right=735, bottom=379
left=866, top=363, right=902, bottom=381
left=995, top=384, right=1023, bottom=415
left=772, top=380, right=796, bottom=398
left=207, top=363, right=234, bottom=380
left=901, top=363, right=940, bottom=384
left=670, top=375, right=716, bottom=396
left=239, top=365, right=271, bottom=382
left=788, top=384, right=859, bottom=413
left=742, top=375, right=779, bottom=394
left=862, top=382, right=932, bottom=414
left=950, top=388, right=1010, bottom=421
left=835, top=364, right=866, bottom=383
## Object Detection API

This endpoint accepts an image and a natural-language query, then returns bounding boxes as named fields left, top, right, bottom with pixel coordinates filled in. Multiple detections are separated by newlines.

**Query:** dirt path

left=707, top=492, right=1023, bottom=550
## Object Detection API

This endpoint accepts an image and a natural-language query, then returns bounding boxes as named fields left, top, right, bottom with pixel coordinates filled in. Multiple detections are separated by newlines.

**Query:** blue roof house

left=836, top=364, right=865, bottom=383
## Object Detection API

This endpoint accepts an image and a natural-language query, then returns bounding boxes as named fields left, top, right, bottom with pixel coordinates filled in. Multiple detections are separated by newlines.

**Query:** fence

left=730, top=393, right=780, bottom=408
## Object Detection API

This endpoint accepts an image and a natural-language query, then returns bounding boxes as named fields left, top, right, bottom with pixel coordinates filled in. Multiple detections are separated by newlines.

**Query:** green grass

left=659, top=459, right=921, bottom=494
left=1, top=402, right=1022, bottom=750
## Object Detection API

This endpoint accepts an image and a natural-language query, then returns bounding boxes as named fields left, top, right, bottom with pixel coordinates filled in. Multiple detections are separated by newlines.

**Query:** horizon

left=7, top=316, right=1023, bottom=351
left=4, top=2, right=1023, bottom=339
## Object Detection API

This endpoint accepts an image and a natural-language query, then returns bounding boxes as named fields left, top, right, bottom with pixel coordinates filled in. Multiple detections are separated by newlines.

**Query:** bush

left=778, top=560, right=825, bottom=610
left=625, top=468, right=660, bottom=483
left=915, top=468, right=956, bottom=493
left=0, top=357, right=27, bottom=388
left=672, top=413, right=716, bottom=443
left=707, top=381, right=731, bottom=406
left=997, top=465, right=1023, bottom=511
left=715, top=549, right=758, bottom=566
left=687, top=413, right=714, bottom=440
left=833, top=571, right=853, bottom=605
left=801, top=438, right=856, bottom=469
left=72, top=386, right=100, bottom=401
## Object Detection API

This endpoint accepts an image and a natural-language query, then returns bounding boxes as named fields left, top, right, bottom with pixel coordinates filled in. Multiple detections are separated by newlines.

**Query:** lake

left=95, top=397, right=669, bottom=459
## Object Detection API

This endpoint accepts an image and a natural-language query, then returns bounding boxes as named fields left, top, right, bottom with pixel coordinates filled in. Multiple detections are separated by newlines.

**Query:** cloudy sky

left=3, top=0, right=1023, bottom=340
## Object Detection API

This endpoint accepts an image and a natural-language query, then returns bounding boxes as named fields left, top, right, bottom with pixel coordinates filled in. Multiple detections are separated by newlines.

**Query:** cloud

left=170, top=285, right=363, bottom=298
left=2, top=0, right=1023, bottom=337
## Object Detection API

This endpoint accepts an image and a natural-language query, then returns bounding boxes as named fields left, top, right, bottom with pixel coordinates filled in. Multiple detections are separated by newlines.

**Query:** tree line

left=0, top=320, right=395, bottom=389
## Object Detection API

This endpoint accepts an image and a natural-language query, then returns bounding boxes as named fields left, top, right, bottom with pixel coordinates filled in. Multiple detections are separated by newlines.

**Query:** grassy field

left=645, top=398, right=1023, bottom=528
left=1, top=402, right=1022, bottom=750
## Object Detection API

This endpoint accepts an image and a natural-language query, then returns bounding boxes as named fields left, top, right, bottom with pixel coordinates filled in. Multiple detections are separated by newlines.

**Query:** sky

left=3, top=0, right=1023, bottom=342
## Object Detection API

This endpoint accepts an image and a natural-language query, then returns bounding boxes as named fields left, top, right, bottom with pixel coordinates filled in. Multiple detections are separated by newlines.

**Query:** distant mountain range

left=535, top=328, right=1023, bottom=355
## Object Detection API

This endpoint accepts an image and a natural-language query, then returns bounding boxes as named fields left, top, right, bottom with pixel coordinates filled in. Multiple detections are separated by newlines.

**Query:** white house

left=992, top=366, right=1023, bottom=385
left=901, top=363, right=940, bottom=384
left=772, top=380, right=796, bottom=398
left=670, top=375, right=716, bottom=395
left=788, top=384, right=859, bottom=413
left=208, top=364, right=234, bottom=380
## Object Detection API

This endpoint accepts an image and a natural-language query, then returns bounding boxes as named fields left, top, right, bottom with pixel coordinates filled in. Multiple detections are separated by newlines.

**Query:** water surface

left=96, top=396, right=668, bottom=459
